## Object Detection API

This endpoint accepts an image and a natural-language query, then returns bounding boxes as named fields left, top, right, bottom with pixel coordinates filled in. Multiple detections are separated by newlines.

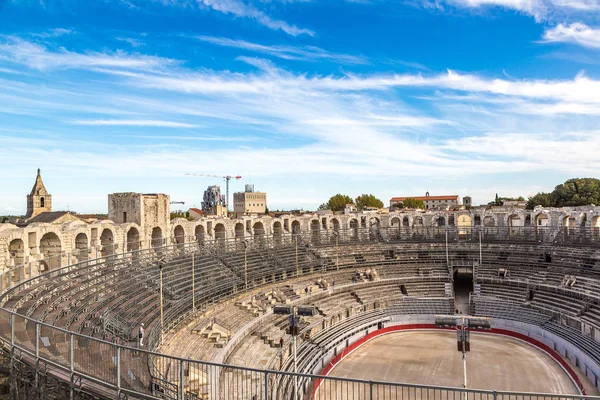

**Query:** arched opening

left=593, top=216, right=600, bottom=241
left=390, top=217, right=400, bottom=228
left=40, top=232, right=61, bottom=270
left=152, top=227, right=163, bottom=249
left=402, top=216, right=409, bottom=227
left=563, top=216, right=576, bottom=238
left=8, top=239, right=25, bottom=266
left=331, top=218, right=340, bottom=232
left=349, top=218, right=359, bottom=239
left=100, top=229, right=114, bottom=256
left=253, top=222, right=265, bottom=236
left=126, top=228, right=140, bottom=252
left=174, top=225, right=185, bottom=247
left=508, top=214, right=522, bottom=236
left=457, top=214, right=472, bottom=238
left=535, top=213, right=549, bottom=227
left=291, top=220, right=301, bottom=235
left=436, top=216, right=445, bottom=226
left=75, top=233, right=89, bottom=261
left=235, top=223, right=245, bottom=239
left=273, top=221, right=283, bottom=246
left=214, top=223, right=226, bottom=243
left=413, top=216, right=423, bottom=227
left=253, top=221, right=265, bottom=247
left=310, top=219, right=320, bottom=244
left=40, top=197, right=45, bottom=208
left=448, top=215, right=455, bottom=226
left=195, top=225, right=205, bottom=246
left=369, top=217, right=380, bottom=241
left=483, top=216, right=495, bottom=227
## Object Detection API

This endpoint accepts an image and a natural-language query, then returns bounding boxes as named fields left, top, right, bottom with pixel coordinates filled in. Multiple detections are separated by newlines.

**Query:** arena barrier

left=2, top=307, right=600, bottom=400
left=313, top=324, right=587, bottom=398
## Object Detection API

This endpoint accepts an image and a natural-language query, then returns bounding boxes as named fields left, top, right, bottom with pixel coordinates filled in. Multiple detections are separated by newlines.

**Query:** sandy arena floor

left=315, top=330, right=579, bottom=399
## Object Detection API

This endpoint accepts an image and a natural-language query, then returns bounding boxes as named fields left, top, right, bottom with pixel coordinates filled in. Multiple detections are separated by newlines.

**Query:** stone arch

left=273, top=221, right=283, bottom=246
left=40, top=232, right=61, bottom=270
left=402, top=216, right=410, bottom=227
left=291, top=220, right=301, bottom=235
left=508, top=214, right=523, bottom=227
left=195, top=225, right=205, bottom=245
left=126, top=227, right=140, bottom=251
left=592, top=216, right=600, bottom=240
left=413, top=216, right=423, bottom=227
left=331, top=218, right=340, bottom=232
left=253, top=221, right=265, bottom=236
left=74, top=233, right=89, bottom=261
left=235, top=223, right=245, bottom=239
left=369, top=217, right=380, bottom=227
left=214, top=223, right=226, bottom=242
left=174, top=225, right=185, bottom=245
left=457, top=214, right=472, bottom=238
left=8, top=239, right=25, bottom=267
left=535, top=212, right=549, bottom=227
left=151, top=227, right=163, bottom=249
left=390, top=217, right=401, bottom=228
left=310, top=219, right=320, bottom=244
left=100, top=228, right=115, bottom=256
left=483, top=216, right=495, bottom=227
left=40, top=197, right=45, bottom=208
left=563, top=215, right=577, bottom=228
left=436, top=215, right=446, bottom=226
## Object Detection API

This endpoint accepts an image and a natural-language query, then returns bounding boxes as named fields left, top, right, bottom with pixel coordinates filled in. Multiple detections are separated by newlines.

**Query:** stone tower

left=25, top=168, right=52, bottom=219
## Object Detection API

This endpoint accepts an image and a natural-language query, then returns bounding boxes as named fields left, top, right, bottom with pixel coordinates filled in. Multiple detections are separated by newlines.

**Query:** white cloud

left=0, top=37, right=175, bottom=71
left=550, top=0, right=600, bottom=9
left=197, top=0, right=314, bottom=36
left=115, top=37, right=146, bottom=47
left=69, top=119, right=198, bottom=127
left=196, top=36, right=366, bottom=64
left=542, top=23, right=600, bottom=49
left=450, top=0, right=546, bottom=19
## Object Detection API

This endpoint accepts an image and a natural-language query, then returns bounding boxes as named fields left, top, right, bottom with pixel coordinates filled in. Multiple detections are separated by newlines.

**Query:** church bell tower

left=25, top=168, right=52, bottom=219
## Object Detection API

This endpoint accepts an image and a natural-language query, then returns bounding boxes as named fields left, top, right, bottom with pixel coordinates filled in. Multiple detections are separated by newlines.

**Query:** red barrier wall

left=311, top=324, right=586, bottom=398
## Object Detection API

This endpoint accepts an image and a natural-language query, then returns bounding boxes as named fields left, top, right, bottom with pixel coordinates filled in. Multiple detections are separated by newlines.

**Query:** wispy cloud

left=0, top=37, right=176, bottom=71
left=197, top=0, right=314, bottom=36
left=69, top=119, right=198, bottom=127
left=31, top=28, right=74, bottom=38
left=115, top=37, right=146, bottom=47
left=196, top=36, right=366, bottom=64
left=542, top=23, right=600, bottom=49
left=550, top=0, right=600, bottom=10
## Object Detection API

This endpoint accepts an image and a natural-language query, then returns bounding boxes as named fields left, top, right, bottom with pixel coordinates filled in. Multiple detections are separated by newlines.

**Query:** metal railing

left=3, top=307, right=600, bottom=400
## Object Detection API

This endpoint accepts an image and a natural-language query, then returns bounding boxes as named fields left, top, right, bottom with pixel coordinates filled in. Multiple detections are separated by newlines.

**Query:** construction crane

left=185, top=173, right=242, bottom=213
left=170, top=201, right=185, bottom=205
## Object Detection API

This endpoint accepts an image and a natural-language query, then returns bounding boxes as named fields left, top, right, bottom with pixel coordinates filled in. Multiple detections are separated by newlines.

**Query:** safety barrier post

left=264, top=371, right=269, bottom=400
left=116, top=347, right=121, bottom=400
left=179, top=360, right=185, bottom=400
left=70, top=333, right=74, bottom=400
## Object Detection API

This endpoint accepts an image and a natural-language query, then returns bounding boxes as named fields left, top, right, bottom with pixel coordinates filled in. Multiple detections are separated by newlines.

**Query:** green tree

left=355, top=194, right=384, bottom=210
left=527, top=178, right=600, bottom=209
left=319, top=194, right=354, bottom=212
left=401, top=198, right=426, bottom=209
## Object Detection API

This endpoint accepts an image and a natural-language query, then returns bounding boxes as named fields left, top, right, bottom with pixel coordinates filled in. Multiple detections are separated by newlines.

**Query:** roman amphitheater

left=2, top=188, right=600, bottom=400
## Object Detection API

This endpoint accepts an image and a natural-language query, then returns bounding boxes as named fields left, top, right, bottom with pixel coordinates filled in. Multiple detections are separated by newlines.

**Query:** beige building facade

left=233, top=191, right=267, bottom=217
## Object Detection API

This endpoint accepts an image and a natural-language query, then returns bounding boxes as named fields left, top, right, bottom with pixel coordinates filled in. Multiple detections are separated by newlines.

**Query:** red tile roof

left=391, top=195, right=459, bottom=202
left=189, top=208, right=204, bottom=214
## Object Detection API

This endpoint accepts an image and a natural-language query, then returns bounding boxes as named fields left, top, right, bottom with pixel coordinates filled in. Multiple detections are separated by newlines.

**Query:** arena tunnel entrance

left=453, top=267, right=473, bottom=314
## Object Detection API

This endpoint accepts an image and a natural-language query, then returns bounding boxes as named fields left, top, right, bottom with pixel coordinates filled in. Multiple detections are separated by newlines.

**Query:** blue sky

left=0, top=0, right=599, bottom=214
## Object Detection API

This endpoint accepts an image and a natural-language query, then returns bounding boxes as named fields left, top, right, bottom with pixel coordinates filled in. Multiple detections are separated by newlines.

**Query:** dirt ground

left=316, top=331, right=580, bottom=400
